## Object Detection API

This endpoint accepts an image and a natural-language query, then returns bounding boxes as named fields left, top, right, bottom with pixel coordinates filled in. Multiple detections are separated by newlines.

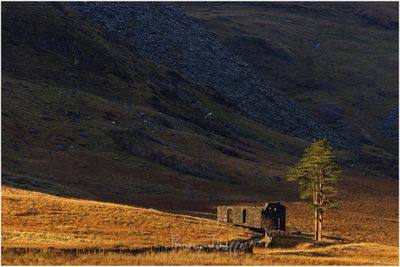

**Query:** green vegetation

left=288, top=139, right=340, bottom=241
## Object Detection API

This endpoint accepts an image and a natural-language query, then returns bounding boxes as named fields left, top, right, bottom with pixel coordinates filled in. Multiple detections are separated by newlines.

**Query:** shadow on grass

left=268, top=232, right=348, bottom=249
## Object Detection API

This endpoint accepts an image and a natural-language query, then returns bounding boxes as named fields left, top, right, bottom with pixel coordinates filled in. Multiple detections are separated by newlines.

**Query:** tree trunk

left=314, top=209, right=319, bottom=241
left=317, top=210, right=323, bottom=241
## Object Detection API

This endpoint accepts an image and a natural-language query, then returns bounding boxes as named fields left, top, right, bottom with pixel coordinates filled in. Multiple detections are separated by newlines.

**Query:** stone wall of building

left=217, top=202, right=286, bottom=231
left=217, top=206, right=262, bottom=228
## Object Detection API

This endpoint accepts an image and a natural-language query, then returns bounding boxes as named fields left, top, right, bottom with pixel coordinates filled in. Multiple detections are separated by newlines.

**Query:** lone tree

left=287, top=138, right=340, bottom=241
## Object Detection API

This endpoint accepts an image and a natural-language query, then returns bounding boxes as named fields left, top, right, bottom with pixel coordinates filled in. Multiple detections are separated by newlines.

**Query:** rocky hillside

left=70, top=2, right=350, bottom=146
left=182, top=2, right=398, bottom=151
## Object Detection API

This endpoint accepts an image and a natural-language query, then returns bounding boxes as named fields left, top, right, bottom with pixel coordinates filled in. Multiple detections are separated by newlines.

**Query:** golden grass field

left=1, top=186, right=253, bottom=249
left=2, top=171, right=399, bottom=266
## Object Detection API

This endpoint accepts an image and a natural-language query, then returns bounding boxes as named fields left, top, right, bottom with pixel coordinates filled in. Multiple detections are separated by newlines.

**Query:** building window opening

left=227, top=208, right=233, bottom=223
left=242, top=209, right=247, bottom=223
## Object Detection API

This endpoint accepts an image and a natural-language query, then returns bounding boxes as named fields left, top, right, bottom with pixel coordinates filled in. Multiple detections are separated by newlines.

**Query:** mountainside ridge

left=70, top=2, right=351, bottom=147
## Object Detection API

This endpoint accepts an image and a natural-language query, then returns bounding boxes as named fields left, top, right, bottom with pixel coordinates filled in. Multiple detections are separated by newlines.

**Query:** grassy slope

left=2, top=186, right=398, bottom=265
left=182, top=2, right=398, bottom=175
left=2, top=186, right=253, bottom=249
left=3, top=171, right=398, bottom=247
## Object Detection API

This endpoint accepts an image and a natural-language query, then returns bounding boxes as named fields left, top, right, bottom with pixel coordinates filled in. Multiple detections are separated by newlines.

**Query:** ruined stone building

left=217, top=202, right=285, bottom=231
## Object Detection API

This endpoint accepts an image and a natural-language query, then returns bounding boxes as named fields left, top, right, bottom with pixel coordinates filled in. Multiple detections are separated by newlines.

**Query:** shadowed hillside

left=2, top=2, right=306, bottom=214
left=70, top=2, right=353, bottom=147
left=182, top=2, right=399, bottom=177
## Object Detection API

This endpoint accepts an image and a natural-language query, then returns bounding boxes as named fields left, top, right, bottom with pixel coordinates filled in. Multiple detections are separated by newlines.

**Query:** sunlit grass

left=2, top=182, right=399, bottom=265
left=2, top=186, right=253, bottom=249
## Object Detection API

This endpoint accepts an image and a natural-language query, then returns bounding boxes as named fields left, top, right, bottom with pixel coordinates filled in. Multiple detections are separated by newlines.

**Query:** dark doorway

left=242, top=209, right=247, bottom=223
left=227, top=208, right=233, bottom=223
